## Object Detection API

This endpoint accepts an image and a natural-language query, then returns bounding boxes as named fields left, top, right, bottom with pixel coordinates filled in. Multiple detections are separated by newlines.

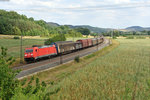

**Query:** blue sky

left=0, top=0, right=150, bottom=28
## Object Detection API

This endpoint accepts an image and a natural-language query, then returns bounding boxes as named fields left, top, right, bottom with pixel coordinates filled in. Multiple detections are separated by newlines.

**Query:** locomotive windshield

left=25, top=49, right=33, bottom=53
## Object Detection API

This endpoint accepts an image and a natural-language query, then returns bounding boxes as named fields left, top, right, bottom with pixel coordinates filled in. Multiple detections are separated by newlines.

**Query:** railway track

left=14, top=38, right=111, bottom=79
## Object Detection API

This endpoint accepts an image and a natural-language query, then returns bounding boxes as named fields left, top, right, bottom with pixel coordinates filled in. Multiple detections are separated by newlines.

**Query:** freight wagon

left=75, top=42, right=82, bottom=50
left=52, top=41, right=76, bottom=54
left=97, top=37, right=103, bottom=44
left=87, top=39, right=92, bottom=47
left=77, top=39, right=89, bottom=48
left=91, top=38, right=98, bottom=45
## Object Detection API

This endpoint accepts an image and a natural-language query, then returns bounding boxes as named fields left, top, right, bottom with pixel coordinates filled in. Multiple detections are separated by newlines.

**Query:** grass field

left=39, top=38, right=150, bottom=100
left=0, top=38, right=45, bottom=58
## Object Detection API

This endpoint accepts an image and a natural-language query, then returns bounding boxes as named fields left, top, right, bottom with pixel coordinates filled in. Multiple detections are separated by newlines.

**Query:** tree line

left=91, top=30, right=150, bottom=37
left=0, top=10, right=92, bottom=38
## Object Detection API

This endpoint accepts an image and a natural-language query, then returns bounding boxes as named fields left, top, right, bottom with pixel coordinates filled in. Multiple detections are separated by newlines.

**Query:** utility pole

left=60, top=31, right=63, bottom=64
left=111, top=29, right=113, bottom=38
left=20, top=32, right=23, bottom=63
left=97, top=33, right=98, bottom=51
left=73, top=31, right=75, bottom=42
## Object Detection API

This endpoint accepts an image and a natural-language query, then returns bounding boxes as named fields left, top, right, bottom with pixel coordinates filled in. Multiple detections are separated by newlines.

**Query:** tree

left=0, top=47, right=19, bottom=100
left=75, top=28, right=91, bottom=35
left=12, top=26, right=21, bottom=35
left=113, top=30, right=120, bottom=37
left=148, top=31, right=150, bottom=35
left=90, top=33, right=97, bottom=36
left=0, top=47, right=51, bottom=100
left=29, top=17, right=34, bottom=21
left=133, top=31, right=136, bottom=35
left=45, top=34, right=66, bottom=45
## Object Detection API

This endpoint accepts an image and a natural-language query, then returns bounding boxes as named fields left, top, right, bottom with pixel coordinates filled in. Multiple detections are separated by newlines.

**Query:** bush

left=122, top=34, right=127, bottom=37
left=45, top=34, right=66, bottom=45
left=113, top=36, right=117, bottom=39
left=136, top=36, right=146, bottom=39
left=13, top=36, right=20, bottom=39
left=74, top=56, right=80, bottom=63
left=126, top=36, right=134, bottom=39
left=0, top=47, right=19, bottom=100
left=0, top=47, right=51, bottom=100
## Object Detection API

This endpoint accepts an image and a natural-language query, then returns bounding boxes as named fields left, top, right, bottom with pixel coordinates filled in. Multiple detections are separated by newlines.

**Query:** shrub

left=126, top=36, right=134, bottom=39
left=0, top=47, right=19, bottom=100
left=74, top=56, right=80, bottom=63
left=45, top=34, right=66, bottom=45
left=113, top=36, right=117, bottom=39
left=122, top=34, right=127, bottom=37
left=0, top=47, right=50, bottom=100
left=13, top=36, right=20, bottom=39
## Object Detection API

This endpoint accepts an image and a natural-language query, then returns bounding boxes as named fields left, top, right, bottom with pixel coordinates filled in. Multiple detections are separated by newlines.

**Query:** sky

left=0, top=0, right=150, bottom=29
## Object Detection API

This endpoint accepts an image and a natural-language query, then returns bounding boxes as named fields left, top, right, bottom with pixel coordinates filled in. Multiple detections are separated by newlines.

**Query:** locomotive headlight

left=25, top=54, right=27, bottom=56
left=31, top=54, right=33, bottom=56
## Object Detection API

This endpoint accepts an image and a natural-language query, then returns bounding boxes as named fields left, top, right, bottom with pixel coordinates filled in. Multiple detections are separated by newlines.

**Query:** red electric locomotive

left=24, top=45, right=57, bottom=62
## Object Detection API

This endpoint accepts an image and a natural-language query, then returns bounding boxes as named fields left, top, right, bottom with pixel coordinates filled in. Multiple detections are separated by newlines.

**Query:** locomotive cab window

left=25, top=49, right=33, bottom=53
left=35, top=49, right=37, bottom=52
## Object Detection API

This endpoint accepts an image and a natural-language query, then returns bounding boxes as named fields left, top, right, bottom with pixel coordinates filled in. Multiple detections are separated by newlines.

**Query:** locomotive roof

left=53, top=41, right=76, bottom=45
left=38, top=45, right=53, bottom=48
left=55, top=41, right=73, bottom=43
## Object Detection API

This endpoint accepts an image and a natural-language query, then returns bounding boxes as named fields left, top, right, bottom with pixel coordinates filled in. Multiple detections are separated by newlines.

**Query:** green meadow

left=0, top=38, right=45, bottom=58
left=44, top=39, right=150, bottom=100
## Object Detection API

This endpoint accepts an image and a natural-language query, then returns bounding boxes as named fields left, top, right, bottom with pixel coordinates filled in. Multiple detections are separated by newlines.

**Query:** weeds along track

left=14, top=38, right=111, bottom=79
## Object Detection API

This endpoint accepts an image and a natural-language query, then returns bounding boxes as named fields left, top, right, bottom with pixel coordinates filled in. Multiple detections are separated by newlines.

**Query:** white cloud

left=1, top=0, right=150, bottom=28
left=113, top=0, right=131, bottom=4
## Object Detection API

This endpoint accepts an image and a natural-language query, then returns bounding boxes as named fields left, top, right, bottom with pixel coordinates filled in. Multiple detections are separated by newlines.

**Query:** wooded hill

left=0, top=10, right=83, bottom=37
left=125, top=26, right=150, bottom=31
left=66, top=25, right=112, bottom=33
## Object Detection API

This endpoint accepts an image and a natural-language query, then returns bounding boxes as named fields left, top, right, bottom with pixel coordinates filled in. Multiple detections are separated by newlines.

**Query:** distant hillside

left=47, top=22, right=60, bottom=27
left=125, top=26, right=150, bottom=31
left=66, top=25, right=112, bottom=33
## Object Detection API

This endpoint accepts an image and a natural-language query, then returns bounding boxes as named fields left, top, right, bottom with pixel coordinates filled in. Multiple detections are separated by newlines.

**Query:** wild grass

left=126, top=36, right=134, bottom=39
left=136, top=36, right=146, bottom=39
left=43, top=39, right=150, bottom=100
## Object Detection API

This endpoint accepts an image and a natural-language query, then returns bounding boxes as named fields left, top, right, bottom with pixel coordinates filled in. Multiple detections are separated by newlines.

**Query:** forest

left=0, top=10, right=87, bottom=37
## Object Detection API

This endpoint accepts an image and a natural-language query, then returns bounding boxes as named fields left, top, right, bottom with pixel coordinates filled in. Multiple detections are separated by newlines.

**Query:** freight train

left=24, top=37, right=104, bottom=62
